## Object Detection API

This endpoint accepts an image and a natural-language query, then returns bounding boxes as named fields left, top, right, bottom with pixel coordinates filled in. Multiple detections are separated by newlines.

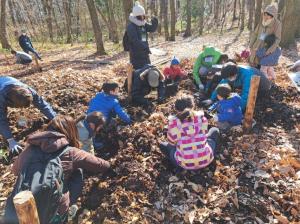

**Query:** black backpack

left=4, top=146, right=70, bottom=224
left=122, top=31, right=130, bottom=52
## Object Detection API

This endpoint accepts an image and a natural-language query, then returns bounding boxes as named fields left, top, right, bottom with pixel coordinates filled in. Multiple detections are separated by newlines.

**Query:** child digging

left=210, top=84, right=243, bottom=132
left=163, top=56, right=187, bottom=83
left=76, top=112, right=106, bottom=155
left=160, top=95, right=220, bottom=170
left=256, top=34, right=281, bottom=81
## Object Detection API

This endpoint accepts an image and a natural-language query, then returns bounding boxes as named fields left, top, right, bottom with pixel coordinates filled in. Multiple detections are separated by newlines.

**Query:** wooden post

left=243, top=75, right=260, bottom=132
left=13, top=191, right=40, bottom=224
left=127, top=63, right=133, bottom=102
left=34, top=56, right=42, bottom=72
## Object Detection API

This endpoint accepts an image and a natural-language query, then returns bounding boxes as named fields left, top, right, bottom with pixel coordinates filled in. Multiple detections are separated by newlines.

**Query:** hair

left=76, top=111, right=106, bottom=127
left=102, top=82, right=119, bottom=94
left=45, top=115, right=80, bottom=148
left=216, top=84, right=232, bottom=99
left=6, top=86, right=33, bottom=107
left=11, top=50, right=17, bottom=55
left=264, top=12, right=273, bottom=18
left=264, top=34, right=276, bottom=50
left=174, top=95, right=195, bottom=122
left=221, top=62, right=238, bottom=79
left=218, top=54, right=229, bottom=64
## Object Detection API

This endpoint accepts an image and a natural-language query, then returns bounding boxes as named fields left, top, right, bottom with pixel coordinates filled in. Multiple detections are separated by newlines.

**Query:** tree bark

left=240, top=0, right=245, bottom=30
left=0, top=0, right=11, bottom=49
left=281, top=0, right=297, bottom=47
left=199, top=0, right=205, bottom=35
left=163, top=0, right=169, bottom=40
left=105, top=0, right=119, bottom=43
left=254, top=0, right=262, bottom=29
left=169, top=0, right=175, bottom=41
left=122, top=0, right=133, bottom=26
left=7, top=0, right=16, bottom=27
left=158, top=0, right=163, bottom=34
left=41, top=0, right=54, bottom=42
left=63, top=0, right=72, bottom=44
left=184, top=0, right=191, bottom=37
left=86, top=0, right=106, bottom=55
left=247, top=0, right=255, bottom=30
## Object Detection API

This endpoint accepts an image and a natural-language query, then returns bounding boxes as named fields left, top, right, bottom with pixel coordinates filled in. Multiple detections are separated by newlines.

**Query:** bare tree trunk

left=254, top=0, right=262, bottom=29
left=123, top=0, right=133, bottom=26
left=295, top=0, right=300, bottom=37
left=75, top=0, right=80, bottom=39
left=105, top=0, right=119, bottom=43
left=232, top=0, right=238, bottom=22
left=163, top=0, right=169, bottom=40
left=7, top=0, right=16, bottom=27
left=247, top=0, right=255, bottom=30
left=96, top=5, right=115, bottom=40
left=239, top=0, right=245, bottom=30
left=199, top=0, right=205, bottom=35
left=158, top=0, right=163, bottom=34
left=281, top=0, right=297, bottom=47
left=86, top=0, right=106, bottom=55
left=0, top=0, right=11, bottom=49
left=63, top=0, right=72, bottom=44
left=52, top=6, right=63, bottom=39
left=170, top=0, right=175, bottom=41
left=184, top=0, right=191, bottom=37
left=41, top=0, right=54, bottom=42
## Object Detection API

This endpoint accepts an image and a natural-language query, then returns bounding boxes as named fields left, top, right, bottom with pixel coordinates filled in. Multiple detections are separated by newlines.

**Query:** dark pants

left=23, top=46, right=42, bottom=60
left=130, top=53, right=151, bottom=70
left=159, top=127, right=221, bottom=168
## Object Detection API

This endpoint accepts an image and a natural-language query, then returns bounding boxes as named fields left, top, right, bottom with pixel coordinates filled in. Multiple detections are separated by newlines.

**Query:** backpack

left=122, top=31, right=130, bottom=52
left=4, top=146, right=71, bottom=224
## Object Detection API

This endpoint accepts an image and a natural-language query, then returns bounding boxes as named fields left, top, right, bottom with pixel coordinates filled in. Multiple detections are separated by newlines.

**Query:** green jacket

left=193, top=47, right=222, bottom=85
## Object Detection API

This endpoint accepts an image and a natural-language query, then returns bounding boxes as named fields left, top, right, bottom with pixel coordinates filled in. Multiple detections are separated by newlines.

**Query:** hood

left=264, top=5, right=277, bottom=17
left=202, top=46, right=221, bottom=58
left=26, top=131, right=69, bottom=153
left=129, top=15, right=146, bottom=26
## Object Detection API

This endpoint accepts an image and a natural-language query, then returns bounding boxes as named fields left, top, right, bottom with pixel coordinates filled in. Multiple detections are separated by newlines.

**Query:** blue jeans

left=24, top=46, right=42, bottom=60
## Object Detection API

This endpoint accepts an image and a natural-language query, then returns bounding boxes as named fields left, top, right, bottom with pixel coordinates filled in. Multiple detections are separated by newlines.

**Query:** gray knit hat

left=264, top=4, right=278, bottom=17
left=147, top=69, right=160, bottom=88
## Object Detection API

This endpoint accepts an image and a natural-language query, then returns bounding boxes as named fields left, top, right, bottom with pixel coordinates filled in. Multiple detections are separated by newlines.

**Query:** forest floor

left=0, top=30, right=300, bottom=224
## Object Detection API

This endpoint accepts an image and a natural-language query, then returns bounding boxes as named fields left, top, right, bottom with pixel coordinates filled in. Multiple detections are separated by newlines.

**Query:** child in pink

left=160, top=95, right=220, bottom=170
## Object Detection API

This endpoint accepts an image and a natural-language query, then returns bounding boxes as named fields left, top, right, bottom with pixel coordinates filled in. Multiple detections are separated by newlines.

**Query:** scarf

left=129, top=14, right=146, bottom=26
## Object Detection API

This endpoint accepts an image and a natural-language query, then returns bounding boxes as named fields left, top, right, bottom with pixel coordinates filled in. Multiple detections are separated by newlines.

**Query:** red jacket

left=163, top=66, right=186, bottom=80
left=12, top=131, right=110, bottom=214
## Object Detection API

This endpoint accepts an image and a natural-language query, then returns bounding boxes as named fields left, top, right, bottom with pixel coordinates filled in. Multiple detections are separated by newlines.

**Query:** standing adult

left=0, top=76, right=56, bottom=154
left=249, top=4, right=281, bottom=67
left=18, top=30, right=42, bottom=60
left=126, top=1, right=158, bottom=70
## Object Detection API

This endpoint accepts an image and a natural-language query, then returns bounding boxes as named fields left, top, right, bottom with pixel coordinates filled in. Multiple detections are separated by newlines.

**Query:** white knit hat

left=131, top=1, right=145, bottom=17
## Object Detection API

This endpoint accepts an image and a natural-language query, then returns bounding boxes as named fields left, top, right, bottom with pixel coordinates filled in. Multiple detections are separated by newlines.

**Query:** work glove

left=201, top=99, right=213, bottom=107
left=213, top=114, right=219, bottom=122
left=7, top=138, right=23, bottom=155
left=198, top=83, right=205, bottom=91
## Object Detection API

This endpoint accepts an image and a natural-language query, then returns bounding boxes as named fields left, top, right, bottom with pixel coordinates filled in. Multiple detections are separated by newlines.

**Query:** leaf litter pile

left=0, top=45, right=300, bottom=223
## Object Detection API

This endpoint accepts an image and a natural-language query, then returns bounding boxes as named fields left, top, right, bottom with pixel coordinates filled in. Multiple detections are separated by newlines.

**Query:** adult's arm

left=193, top=54, right=204, bottom=85
left=239, top=74, right=252, bottom=110
left=145, top=17, right=158, bottom=33
left=267, top=22, right=282, bottom=54
left=127, top=24, right=148, bottom=52
left=29, top=88, right=56, bottom=120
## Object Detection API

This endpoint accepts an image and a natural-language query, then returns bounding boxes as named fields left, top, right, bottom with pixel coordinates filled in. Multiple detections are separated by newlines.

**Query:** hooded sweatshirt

left=193, top=47, right=222, bottom=85
left=12, top=131, right=110, bottom=214
left=167, top=111, right=214, bottom=170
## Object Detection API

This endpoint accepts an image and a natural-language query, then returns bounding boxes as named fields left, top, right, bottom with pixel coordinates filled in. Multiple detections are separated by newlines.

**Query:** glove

left=198, top=83, right=205, bottom=91
left=7, top=138, right=23, bottom=155
left=201, top=99, right=213, bottom=107
left=213, top=114, right=219, bottom=122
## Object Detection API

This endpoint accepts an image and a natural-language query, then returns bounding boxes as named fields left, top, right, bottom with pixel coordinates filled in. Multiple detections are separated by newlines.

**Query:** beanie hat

left=131, top=1, right=145, bottom=17
left=147, top=69, right=160, bottom=88
left=264, top=4, right=278, bottom=17
left=171, top=56, right=180, bottom=65
left=221, top=62, right=238, bottom=79
left=216, top=84, right=232, bottom=99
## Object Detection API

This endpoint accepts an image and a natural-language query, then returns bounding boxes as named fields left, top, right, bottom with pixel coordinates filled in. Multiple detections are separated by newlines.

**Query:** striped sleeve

left=167, top=117, right=181, bottom=144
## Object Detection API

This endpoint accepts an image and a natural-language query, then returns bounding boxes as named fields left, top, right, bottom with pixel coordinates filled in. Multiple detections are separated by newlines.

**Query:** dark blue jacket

left=0, top=76, right=56, bottom=139
left=87, top=92, right=131, bottom=124
left=127, top=17, right=158, bottom=65
left=215, top=94, right=243, bottom=125
left=256, top=47, right=281, bottom=66
left=18, top=34, right=34, bottom=52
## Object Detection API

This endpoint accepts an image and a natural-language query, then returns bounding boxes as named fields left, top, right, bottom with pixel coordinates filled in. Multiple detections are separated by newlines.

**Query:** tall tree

left=63, top=0, right=72, bottom=43
left=280, top=0, right=297, bottom=47
left=86, top=0, right=106, bottom=55
left=158, top=0, right=163, bottom=34
left=199, top=0, right=205, bottom=35
left=122, top=0, right=133, bottom=26
left=254, top=0, right=262, bottom=29
left=232, top=0, right=238, bottom=22
left=169, top=0, right=175, bottom=41
left=184, top=0, right=191, bottom=37
left=41, top=0, right=54, bottom=42
left=163, top=0, right=169, bottom=40
left=7, top=0, right=16, bottom=27
left=247, top=0, right=255, bottom=30
left=240, top=0, right=245, bottom=30
left=0, top=0, right=11, bottom=49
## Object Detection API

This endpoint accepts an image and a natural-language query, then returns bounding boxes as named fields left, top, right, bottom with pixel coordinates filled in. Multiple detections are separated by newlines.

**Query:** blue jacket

left=256, top=47, right=281, bottom=66
left=215, top=94, right=243, bottom=125
left=211, top=66, right=270, bottom=110
left=0, top=76, right=56, bottom=139
left=18, top=34, right=34, bottom=52
left=127, top=17, right=158, bottom=64
left=87, top=92, right=131, bottom=124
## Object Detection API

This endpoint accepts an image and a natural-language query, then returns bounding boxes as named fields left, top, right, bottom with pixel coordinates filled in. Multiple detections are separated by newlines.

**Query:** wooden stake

left=127, top=63, right=133, bottom=102
left=13, top=191, right=40, bottom=224
left=34, top=56, right=42, bottom=72
left=243, top=75, right=260, bottom=132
